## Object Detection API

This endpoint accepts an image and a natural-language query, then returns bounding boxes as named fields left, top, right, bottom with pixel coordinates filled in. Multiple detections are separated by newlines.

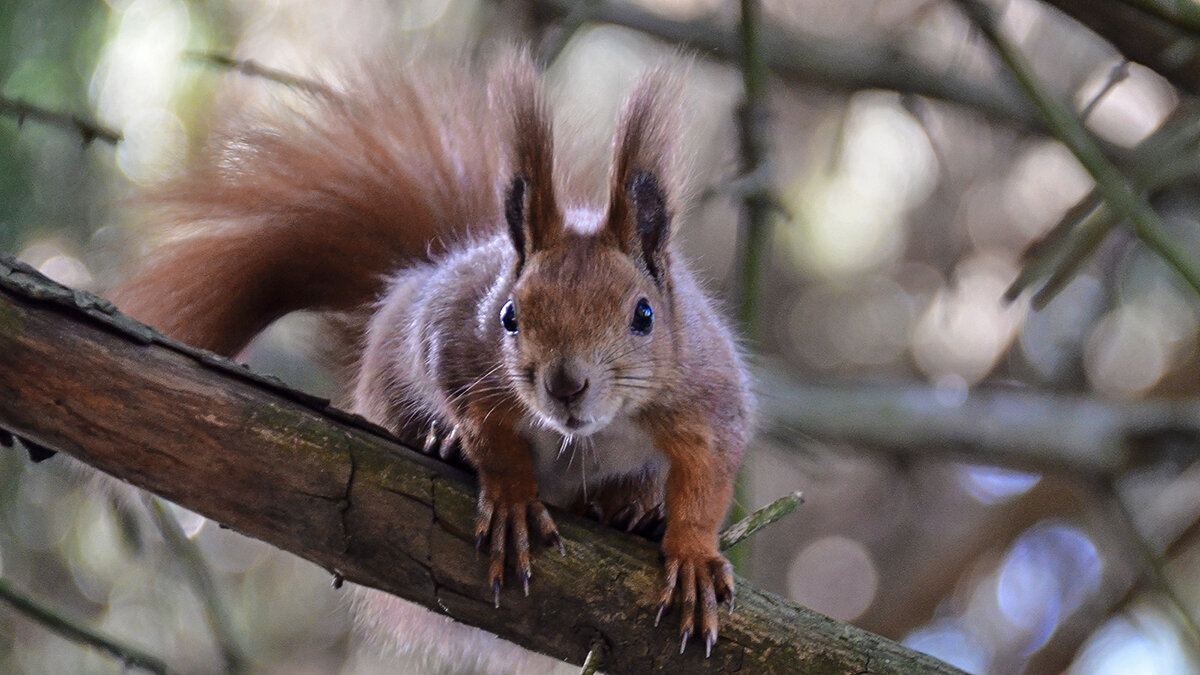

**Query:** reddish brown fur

left=112, top=50, right=751, bottom=664
left=501, top=59, right=561, bottom=253
left=112, top=61, right=503, bottom=355
left=606, top=68, right=685, bottom=246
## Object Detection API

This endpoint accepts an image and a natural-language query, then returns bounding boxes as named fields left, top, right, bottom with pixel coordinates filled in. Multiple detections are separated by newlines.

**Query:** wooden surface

left=0, top=255, right=962, bottom=674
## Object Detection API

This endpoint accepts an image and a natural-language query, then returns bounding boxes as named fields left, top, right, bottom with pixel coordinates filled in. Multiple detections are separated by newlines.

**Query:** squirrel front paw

left=655, top=547, right=734, bottom=658
left=474, top=489, right=563, bottom=607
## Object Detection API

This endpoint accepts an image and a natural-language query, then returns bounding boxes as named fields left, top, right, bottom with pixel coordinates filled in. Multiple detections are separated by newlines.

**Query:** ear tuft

left=606, top=67, right=685, bottom=282
left=492, top=49, right=560, bottom=267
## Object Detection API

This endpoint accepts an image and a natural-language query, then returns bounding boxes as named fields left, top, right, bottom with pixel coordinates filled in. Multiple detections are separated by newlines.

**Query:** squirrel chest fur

left=112, top=51, right=752, bottom=665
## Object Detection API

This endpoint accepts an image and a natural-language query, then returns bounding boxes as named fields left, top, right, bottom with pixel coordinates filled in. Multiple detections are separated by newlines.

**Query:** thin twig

left=1030, top=203, right=1117, bottom=309
left=0, top=577, right=170, bottom=674
left=143, top=495, right=249, bottom=674
left=528, top=0, right=1041, bottom=130
left=952, top=0, right=1200, bottom=302
left=1113, top=0, right=1200, bottom=35
left=183, top=52, right=334, bottom=97
left=1006, top=193, right=1106, bottom=302
left=726, top=0, right=775, bottom=572
left=578, top=640, right=605, bottom=675
left=1078, top=60, right=1130, bottom=123
left=535, top=0, right=601, bottom=66
left=1008, top=106, right=1200, bottom=305
left=719, top=491, right=805, bottom=552
left=0, top=96, right=121, bottom=145
left=1100, top=478, right=1200, bottom=650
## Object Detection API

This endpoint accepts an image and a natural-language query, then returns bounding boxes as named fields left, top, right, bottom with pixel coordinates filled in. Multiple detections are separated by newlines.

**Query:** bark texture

left=0, top=255, right=962, bottom=674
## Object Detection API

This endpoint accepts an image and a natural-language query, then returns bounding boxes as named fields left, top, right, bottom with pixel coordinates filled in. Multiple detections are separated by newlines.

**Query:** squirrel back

left=111, top=58, right=505, bottom=356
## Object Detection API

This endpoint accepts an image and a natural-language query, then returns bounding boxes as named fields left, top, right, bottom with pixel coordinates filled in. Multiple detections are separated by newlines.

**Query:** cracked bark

left=0, top=255, right=962, bottom=673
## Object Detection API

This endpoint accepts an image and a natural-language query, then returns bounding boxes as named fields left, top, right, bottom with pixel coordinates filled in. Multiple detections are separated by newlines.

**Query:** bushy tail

left=111, top=58, right=506, bottom=356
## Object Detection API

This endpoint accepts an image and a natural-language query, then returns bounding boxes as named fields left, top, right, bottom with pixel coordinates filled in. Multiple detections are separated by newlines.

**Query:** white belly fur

left=522, top=414, right=666, bottom=506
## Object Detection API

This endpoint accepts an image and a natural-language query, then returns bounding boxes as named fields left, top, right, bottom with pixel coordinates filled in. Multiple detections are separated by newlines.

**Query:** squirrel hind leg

left=570, top=471, right=666, bottom=540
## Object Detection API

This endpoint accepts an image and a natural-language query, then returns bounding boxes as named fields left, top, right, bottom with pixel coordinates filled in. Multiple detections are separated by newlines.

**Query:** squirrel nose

left=545, top=366, right=588, bottom=405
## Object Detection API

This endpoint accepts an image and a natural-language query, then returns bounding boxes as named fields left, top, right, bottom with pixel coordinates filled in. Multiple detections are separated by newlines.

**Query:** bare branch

left=952, top=0, right=1200, bottom=302
left=1100, top=479, right=1200, bottom=647
left=0, top=96, right=121, bottom=145
left=183, top=52, right=335, bottom=96
left=0, top=255, right=962, bottom=674
left=719, top=491, right=804, bottom=552
left=529, top=0, right=1042, bottom=129
left=1114, top=0, right=1200, bottom=34
left=755, top=365, right=1200, bottom=475
left=0, top=578, right=168, bottom=674
left=1040, top=0, right=1200, bottom=96
left=142, top=495, right=248, bottom=673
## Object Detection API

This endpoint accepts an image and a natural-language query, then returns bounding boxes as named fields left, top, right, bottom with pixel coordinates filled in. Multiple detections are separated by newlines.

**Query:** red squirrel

left=111, top=50, right=752, bottom=664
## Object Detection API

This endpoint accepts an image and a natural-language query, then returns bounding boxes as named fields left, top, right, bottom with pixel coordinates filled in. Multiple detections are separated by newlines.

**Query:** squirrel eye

left=630, top=298, right=653, bottom=335
left=500, top=299, right=518, bottom=334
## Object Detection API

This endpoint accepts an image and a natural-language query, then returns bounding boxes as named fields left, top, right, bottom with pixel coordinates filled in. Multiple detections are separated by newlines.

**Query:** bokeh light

left=5, top=0, right=1200, bottom=672
left=995, top=522, right=1102, bottom=654
left=1078, top=61, right=1176, bottom=148
left=787, top=535, right=878, bottom=622
left=1071, top=604, right=1198, bottom=675
left=903, top=618, right=991, bottom=675
left=912, top=254, right=1027, bottom=385
left=785, top=91, right=938, bottom=277
left=958, top=464, right=1041, bottom=505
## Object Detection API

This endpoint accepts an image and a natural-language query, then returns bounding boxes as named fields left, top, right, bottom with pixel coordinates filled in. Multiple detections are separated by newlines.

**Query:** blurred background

left=4, top=0, right=1200, bottom=673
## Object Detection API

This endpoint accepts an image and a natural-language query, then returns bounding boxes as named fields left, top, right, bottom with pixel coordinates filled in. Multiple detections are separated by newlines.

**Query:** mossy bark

left=0, top=255, right=962, bottom=674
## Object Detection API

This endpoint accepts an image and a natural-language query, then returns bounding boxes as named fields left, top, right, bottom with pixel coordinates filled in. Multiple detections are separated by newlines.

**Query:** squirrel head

left=497, top=68, right=682, bottom=437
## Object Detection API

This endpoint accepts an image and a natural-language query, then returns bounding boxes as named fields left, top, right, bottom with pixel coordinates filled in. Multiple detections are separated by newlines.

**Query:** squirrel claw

left=423, top=422, right=440, bottom=454
left=528, top=501, right=563, bottom=553
left=476, top=493, right=559, bottom=605
left=659, top=550, right=732, bottom=659
left=439, top=425, right=461, bottom=461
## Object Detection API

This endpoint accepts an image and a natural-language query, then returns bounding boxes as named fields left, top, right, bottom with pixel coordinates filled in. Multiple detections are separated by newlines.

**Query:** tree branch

left=0, top=254, right=961, bottom=674
left=1113, top=0, right=1200, bottom=35
left=952, top=0, right=1200, bottom=302
left=0, top=578, right=168, bottom=674
left=142, top=495, right=248, bottom=673
left=182, top=52, right=335, bottom=97
left=529, top=0, right=1042, bottom=130
left=755, top=365, right=1200, bottom=476
left=1040, top=0, right=1200, bottom=96
left=0, top=96, right=122, bottom=145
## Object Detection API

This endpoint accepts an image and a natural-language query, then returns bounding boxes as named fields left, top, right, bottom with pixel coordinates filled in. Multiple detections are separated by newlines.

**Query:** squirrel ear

left=496, top=51, right=561, bottom=270
left=624, top=171, right=670, bottom=281
left=605, top=69, right=680, bottom=283
left=504, top=173, right=530, bottom=269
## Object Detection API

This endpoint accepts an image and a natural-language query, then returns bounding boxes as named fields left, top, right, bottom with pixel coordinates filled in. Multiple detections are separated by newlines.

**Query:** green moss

left=0, top=298, right=20, bottom=340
